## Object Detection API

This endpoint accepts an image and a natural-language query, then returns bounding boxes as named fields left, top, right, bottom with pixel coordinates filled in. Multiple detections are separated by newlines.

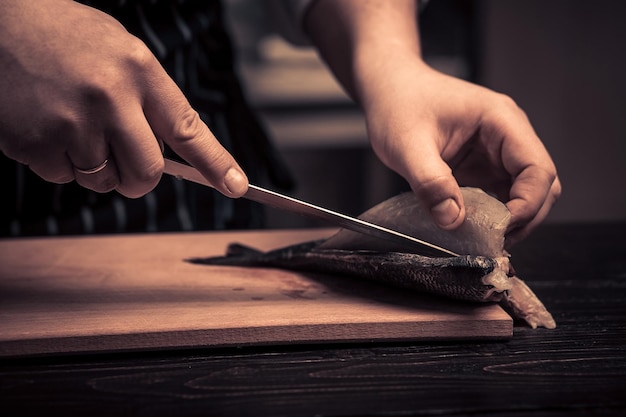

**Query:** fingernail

left=431, top=198, right=461, bottom=228
left=224, top=168, right=248, bottom=196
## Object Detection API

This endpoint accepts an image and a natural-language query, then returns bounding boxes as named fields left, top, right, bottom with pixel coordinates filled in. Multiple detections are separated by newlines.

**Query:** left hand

left=357, top=58, right=561, bottom=246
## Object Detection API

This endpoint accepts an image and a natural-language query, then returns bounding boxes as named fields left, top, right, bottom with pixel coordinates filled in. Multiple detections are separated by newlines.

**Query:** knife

left=163, top=158, right=459, bottom=257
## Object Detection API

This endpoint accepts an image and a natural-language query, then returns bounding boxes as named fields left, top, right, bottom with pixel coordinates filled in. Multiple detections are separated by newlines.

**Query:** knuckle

left=78, top=36, right=156, bottom=102
left=369, top=138, right=394, bottom=167
left=413, top=178, right=459, bottom=213
left=77, top=77, right=115, bottom=110
left=1, top=139, right=27, bottom=162
left=48, top=172, right=75, bottom=184
left=116, top=187, right=144, bottom=199
left=515, top=206, right=535, bottom=225
left=552, top=177, right=563, bottom=200
left=29, top=163, right=74, bottom=184
left=46, top=110, right=83, bottom=149
left=141, top=158, right=165, bottom=183
left=118, top=158, right=163, bottom=198
left=546, top=161, right=559, bottom=180
left=171, top=107, right=204, bottom=143
left=78, top=52, right=148, bottom=108
left=117, top=184, right=152, bottom=199
left=124, top=36, right=159, bottom=73
left=535, top=163, right=559, bottom=196
left=413, top=174, right=453, bottom=197
left=485, top=93, right=529, bottom=125
left=134, top=163, right=163, bottom=189
left=492, top=92, right=520, bottom=112
left=85, top=177, right=119, bottom=194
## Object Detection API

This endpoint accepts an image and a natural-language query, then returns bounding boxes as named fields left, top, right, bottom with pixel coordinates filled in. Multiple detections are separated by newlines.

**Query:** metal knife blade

left=163, top=158, right=459, bottom=257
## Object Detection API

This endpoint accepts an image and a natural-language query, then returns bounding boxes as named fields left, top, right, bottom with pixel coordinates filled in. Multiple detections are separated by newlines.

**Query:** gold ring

left=75, top=159, right=108, bottom=175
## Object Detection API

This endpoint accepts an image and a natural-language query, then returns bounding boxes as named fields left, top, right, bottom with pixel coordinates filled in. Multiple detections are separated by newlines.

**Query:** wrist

left=353, top=47, right=428, bottom=115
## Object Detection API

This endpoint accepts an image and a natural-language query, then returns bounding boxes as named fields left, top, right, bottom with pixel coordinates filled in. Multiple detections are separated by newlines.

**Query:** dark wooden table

left=1, top=222, right=625, bottom=417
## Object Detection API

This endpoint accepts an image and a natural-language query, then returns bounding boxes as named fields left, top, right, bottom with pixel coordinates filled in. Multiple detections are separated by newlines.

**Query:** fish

left=190, top=187, right=556, bottom=329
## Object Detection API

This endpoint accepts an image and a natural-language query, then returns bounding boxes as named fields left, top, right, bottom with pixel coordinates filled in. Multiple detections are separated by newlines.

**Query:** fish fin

left=186, top=243, right=263, bottom=266
left=186, top=240, right=325, bottom=266
left=226, top=243, right=263, bottom=257
left=500, top=276, right=556, bottom=329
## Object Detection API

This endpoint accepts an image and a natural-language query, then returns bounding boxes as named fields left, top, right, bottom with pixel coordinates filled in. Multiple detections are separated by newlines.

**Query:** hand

left=360, top=59, right=561, bottom=246
left=0, top=0, right=248, bottom=198
left=304, top=0, right=560, bottom=246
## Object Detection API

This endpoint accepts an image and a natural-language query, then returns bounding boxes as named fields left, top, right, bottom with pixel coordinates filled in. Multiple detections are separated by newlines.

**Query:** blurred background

left=224, top=0, right=626, bottom=228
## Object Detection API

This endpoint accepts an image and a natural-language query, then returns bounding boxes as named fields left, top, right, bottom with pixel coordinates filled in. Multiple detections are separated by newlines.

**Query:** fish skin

left=191, top=241, right=511, bottom=303
left=191, top=187, right=556, bottom=329
left=317, top=187, right=556, bottom=329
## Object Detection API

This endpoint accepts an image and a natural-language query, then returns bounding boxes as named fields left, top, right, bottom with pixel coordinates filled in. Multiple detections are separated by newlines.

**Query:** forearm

left=303, top=0, right=422, bottom=105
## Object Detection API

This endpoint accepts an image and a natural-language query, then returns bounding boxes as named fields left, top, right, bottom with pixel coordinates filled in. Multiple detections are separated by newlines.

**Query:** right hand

left=0, top=0, right=248, bottom=198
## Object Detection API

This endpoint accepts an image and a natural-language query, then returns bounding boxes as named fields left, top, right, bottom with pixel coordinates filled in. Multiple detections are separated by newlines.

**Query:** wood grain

left=0, top=229, right=511, bottom=356
left=1, top=223, right=625, bottom=417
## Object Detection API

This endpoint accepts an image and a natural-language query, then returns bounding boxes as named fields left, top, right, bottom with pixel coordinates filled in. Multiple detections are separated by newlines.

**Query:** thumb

left=142, top=65, right=248, bottom=197
left=396, top=143, right=465, bottom=229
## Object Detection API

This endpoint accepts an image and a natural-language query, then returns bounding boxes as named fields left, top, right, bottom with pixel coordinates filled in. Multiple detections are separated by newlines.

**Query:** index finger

left=141, top=62, right=248, bottom=197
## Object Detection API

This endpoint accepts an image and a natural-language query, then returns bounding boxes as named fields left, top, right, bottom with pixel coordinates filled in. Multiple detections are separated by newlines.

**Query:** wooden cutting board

left=0, top=229, right=512, bottom=357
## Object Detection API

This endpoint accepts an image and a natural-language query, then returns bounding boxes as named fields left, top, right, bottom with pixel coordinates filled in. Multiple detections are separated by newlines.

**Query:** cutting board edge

left=0, top=317, right=513, bottom=358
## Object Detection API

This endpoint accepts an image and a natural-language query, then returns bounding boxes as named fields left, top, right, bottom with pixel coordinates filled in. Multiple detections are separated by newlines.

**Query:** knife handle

left=163, top=158, right=218, bottom=189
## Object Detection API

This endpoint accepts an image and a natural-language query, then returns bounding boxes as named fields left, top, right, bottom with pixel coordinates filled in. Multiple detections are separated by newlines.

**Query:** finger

left=505, top=175, right=561, bottom=248
left=387, top=137, right=465, bottom=229
left=141, top=64, right=248, bottom=198
left=108, top=103, right=164, bottom=198
left=506, top=164, right=556, bottom=228
left=7, top=136, right=75, bottom=184
left=26, top=152, right=75, bottom=184
left=484, top=98, right=560, bottom=230
left=67, top=137, right=121, bottom=193
left=498, top=135, right=559, bottom=238
left=73, top=156, right=120, bottom=193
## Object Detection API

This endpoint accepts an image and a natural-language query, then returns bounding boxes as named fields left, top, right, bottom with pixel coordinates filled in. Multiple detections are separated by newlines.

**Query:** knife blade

left=163, top=158, right=459, bottom=257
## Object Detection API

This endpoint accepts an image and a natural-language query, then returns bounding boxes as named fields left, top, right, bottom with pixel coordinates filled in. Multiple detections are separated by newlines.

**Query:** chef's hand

left=0, top=0, right=248, bottom=198
left=360, top=60, right=561, bottom=246
left=305, top=0, right=561, bottom=246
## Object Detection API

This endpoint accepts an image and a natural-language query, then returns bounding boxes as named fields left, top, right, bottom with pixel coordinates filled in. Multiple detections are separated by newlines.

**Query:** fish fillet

left=192, top=187, right=556, bottom=329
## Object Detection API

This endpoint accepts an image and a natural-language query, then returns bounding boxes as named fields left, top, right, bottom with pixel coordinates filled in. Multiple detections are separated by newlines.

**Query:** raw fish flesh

left=191, top=188, right=556, bottom=329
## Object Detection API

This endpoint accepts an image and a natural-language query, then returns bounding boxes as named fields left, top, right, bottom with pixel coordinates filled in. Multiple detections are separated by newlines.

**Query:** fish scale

left=191, top=188, right=556, bottom=329
left=190, top=245, right=507, bottom=303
